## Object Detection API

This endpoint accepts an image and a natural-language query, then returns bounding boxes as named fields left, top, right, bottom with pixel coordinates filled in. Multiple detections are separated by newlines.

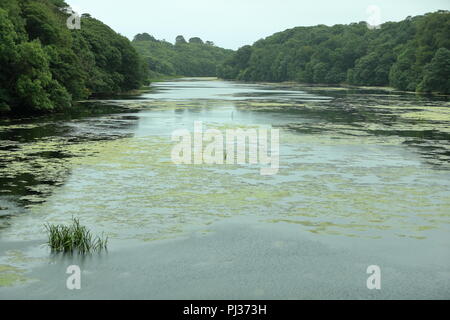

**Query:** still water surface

left=0, top=78, right=449, bottom=298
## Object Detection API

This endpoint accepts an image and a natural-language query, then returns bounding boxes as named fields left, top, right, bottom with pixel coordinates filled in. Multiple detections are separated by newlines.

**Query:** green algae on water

left=0, top=265, right=28, bottom=287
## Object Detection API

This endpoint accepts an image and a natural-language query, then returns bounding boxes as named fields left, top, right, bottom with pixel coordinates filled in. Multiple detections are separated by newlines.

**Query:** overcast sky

left=66, top=0, right=450, bottom=50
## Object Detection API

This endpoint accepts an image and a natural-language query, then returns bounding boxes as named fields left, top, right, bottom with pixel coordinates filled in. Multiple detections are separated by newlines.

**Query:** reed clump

left=45, top=218, right=108, bottom=254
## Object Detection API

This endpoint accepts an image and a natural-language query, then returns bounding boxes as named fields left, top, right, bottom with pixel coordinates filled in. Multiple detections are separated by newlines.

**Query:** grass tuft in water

left=45, top=218, right=108, bottom=254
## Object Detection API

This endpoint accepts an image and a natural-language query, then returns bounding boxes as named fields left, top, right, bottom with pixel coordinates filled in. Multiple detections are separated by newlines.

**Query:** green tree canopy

left=218, top=11, right=450, bottom=94
left=189, top=37, right=204, bottom=44
left=133, top=34, right=233, bottom=78
left=133, top=33, right=157, bottom=42
left=418, top=48, right=450, bottom=94
left=0, top=0, right=148, bottom=115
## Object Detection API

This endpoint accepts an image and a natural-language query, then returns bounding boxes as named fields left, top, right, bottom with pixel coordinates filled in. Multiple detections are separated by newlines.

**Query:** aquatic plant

left=45, top=218, right=108, bottom=254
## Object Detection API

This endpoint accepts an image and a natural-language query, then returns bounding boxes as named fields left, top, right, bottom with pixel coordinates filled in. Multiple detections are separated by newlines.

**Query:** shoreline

left=2, top=77, right=449, bottom=120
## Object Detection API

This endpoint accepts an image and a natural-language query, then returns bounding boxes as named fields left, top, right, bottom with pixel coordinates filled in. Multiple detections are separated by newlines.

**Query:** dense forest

left=132, top=33, right=233, bottom=79
left=218, top=11, right=450, bottom=94
left=1, top=3, right=449, bottom=116
left=0, top=0, right=148, bottom=114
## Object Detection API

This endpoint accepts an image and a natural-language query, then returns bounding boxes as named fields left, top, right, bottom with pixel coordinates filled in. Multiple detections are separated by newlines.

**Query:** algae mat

left=0, top=78, right=449, bottom=295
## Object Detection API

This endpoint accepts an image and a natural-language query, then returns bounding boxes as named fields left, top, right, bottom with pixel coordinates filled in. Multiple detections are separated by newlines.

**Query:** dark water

left=0, top=78, right=449, bottom=298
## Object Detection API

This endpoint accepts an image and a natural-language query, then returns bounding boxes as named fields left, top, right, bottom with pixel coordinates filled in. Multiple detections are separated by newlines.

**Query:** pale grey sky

left=66, top=0, right=450, bottom=50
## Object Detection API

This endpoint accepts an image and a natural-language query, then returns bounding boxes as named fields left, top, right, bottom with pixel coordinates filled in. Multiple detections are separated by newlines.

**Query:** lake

left=0, top=78, right=449, bottom=299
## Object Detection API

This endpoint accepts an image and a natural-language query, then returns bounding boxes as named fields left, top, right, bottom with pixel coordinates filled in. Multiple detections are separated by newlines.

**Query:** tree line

left=132, top=33, right=233, bottom=79
left=218, top=11, right=450, bottom=94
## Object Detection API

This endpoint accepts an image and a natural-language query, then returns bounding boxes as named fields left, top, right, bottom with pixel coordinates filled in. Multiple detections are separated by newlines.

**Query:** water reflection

left=0, top=109, right=141, bottom=210
left=0, top=78, right=449, bottom=244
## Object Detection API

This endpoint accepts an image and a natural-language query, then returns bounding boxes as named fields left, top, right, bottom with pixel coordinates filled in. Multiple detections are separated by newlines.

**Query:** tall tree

left=175, top=35, right=187, bottom=45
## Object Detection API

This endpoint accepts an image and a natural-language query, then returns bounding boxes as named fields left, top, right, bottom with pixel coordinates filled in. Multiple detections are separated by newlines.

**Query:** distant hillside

left=132, top=33, right=234, bottom=79
left=218, top=11, right=450, bottom=94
